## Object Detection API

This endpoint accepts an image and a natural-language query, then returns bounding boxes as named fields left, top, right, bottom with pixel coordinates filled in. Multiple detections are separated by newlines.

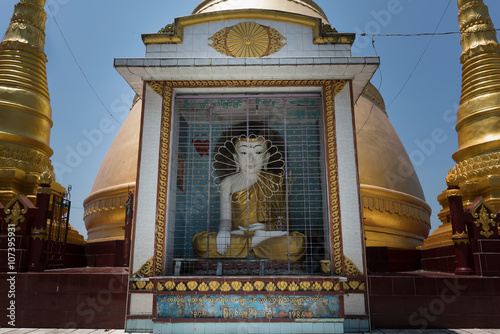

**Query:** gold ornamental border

left=147, top=79, right=346, bottom=277
left=130, top=278, right=366, bottom=293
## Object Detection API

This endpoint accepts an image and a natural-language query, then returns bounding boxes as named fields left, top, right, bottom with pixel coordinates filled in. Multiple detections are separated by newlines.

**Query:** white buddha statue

left=193, top=124, right=306, bottom=261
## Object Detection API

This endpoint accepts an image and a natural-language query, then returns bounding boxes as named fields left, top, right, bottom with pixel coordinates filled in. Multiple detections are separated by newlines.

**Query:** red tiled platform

left=86, top=240, right=126, bottom=267
left=366, top=247, right=422, bottom=273
left=421, top=245, right=456, bottom=273
left=369, top=271, right=500, bottom=329
left=0, top=267, right=128, bottom=329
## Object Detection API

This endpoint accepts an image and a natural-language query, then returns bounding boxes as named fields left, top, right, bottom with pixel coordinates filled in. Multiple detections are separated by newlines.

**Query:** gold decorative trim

left=313, top=24, right=356, bottom=45
left=148, top=79, right=346, bottom=277
left=143, top=20, right=183, bottom=44
left=131, top=278, right=365, bottom=292
left=36, top=187, right=52, bottom=195
left=344, top=256, right=363, bottom=277
left=31, top=227, right=47, bottom=241
left=131, top=280, right=155, bottom=291
left=362, top=83, right=386, bottom=116
left=343, top=281, right=366, bottom=291
left=83, top=191, right=130, bottom=220
left=38, top=168, right=53, bottom=185
left=133, top=257, right=154, bottom=278
left=0, top=144, right=52, bottom=174
left=451, top=152, right=500, bottom=183
left=472, top=204, right=497, bottom=238
left=362, top=194, right=431, bottom=224
left=452, top=232, right=470, bottom=245
left=192, top=0, right=329, bottom=21
left=209, top=22, right=286, bottom=58
left=144, top=10, right=354, bottom=46
left=150, top=84, right=173, bottom=276
left=5, top=201, right=27, bottom=231
left=323, top=80, right=346, bottom=275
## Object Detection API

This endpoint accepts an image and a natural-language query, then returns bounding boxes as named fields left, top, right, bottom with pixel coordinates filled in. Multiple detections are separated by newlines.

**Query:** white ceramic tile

left=335, top=86, right=365, bottom=273
left=145, top=52, right=162, bottom=58
left=272, top=21, right=288, bottom=33
left=192, top=34, right=210, bottom=52
left=178, top=58, right=195, bottom=66
left=345, top=294, right=367, bottom=315
left=160, top=44, right=177, bottom=52
left=129, top=293, right=153, bottom=315
left=286, top=34, right=303, bottom=51
left=131, top=86, right=162, bottom=272
left=146, top=44, right=161, bottom=53
left=287, top=22, right=307, bottom=34
left=208, top=20, right=226, bottom=33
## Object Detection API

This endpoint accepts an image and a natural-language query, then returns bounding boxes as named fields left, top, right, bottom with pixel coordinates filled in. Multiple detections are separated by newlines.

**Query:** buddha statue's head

left=233, top=136, right=269, bottom=175
left=213, top=121, right=285, bottom=180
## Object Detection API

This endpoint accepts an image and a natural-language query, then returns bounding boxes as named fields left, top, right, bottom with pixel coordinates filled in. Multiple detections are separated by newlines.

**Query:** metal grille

left=167, top=94, right=328, bottom=275
left=46, top=194, right=70, bottom=268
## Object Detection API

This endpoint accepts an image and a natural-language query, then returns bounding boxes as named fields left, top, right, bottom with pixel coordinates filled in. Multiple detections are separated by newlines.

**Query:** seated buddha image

left=193, top=122, right=306, bottom=261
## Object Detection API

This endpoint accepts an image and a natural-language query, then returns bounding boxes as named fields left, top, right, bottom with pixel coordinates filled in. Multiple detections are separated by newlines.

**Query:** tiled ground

left=1, top=329, right=500, bottom=334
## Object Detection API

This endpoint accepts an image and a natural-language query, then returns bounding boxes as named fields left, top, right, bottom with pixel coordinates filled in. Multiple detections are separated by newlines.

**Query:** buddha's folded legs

left=192, top=232, right=250, bottom=258
left=252, top=232, right=306, bottom=261
left=193, top=231, right=306, bottom=261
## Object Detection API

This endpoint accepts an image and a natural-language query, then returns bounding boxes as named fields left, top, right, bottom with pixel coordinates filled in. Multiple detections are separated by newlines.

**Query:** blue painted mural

left=157, top=294, right=340, bottom=319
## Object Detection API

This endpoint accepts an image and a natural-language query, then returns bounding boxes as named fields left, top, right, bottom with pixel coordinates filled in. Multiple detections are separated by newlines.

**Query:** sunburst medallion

left=209, top=22, right=286, bottom=58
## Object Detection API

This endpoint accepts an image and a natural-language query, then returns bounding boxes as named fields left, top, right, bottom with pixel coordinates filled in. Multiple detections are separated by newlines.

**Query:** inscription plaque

left=157, top=294, right=340, bottom=319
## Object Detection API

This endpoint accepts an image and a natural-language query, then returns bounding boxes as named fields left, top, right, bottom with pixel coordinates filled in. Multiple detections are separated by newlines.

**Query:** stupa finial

left=457, top=0, right=500, bottom=63
left=1, top=0, right=48, bottom=55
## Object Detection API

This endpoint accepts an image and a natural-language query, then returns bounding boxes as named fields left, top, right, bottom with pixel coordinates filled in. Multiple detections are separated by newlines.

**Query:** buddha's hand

left=250, top=229, right=288, bottom=249
left=216, top=231, right=231, bottom=255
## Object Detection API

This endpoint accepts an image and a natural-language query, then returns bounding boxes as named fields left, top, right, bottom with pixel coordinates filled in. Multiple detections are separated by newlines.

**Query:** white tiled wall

left=335, top=84, right=365, bottom=275
left=145, top=20, right=351, bottom=59
left=131, top=85, right=162, bottom=273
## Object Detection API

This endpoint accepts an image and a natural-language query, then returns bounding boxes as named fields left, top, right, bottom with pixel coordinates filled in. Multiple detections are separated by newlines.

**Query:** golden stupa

left=423, top=0, right=500, bottom=249
left=84, top=0, right=431, bottom=249
left=0, top=0, right=84, bottom=245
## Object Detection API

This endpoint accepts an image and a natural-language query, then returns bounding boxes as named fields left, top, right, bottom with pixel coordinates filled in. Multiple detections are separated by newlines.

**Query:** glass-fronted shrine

left=167, top=94, right=329, bottom=275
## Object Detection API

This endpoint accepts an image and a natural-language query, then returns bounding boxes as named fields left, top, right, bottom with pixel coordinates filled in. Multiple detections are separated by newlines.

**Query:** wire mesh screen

left=168, top=94, right=328, bottom=275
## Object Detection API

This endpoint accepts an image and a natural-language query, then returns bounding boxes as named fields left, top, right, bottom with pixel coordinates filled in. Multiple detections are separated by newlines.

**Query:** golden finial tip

left=39, top=168, right=53, bottom=185
left=446, top=168, right=459, bottom=187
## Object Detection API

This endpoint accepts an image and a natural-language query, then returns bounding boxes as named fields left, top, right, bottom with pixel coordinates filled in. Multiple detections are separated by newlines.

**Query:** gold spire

left=453, top=0, right=500, bottom=162
left=0, top=0, right=54, bottom=203
left=422, top=0, right=500, bottom=249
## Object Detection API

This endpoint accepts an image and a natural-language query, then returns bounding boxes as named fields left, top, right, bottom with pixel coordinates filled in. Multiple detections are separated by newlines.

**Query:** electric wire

left=46, top=7, right=122, bottom=125
left=385, top=0, right=453, bottom=110
left=360, top=28, right=500, bottom=37
left=356, top=35, right=382, bottom=135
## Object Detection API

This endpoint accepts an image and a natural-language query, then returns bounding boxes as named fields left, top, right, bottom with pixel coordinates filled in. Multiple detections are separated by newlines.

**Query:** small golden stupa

left=423, top=0, right=500, bottom=248
left=0, top=0, right=84, bottom=245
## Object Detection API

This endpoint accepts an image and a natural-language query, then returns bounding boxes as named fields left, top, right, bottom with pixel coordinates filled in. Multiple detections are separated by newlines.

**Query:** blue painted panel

left=157, top=294, right=340, bottom=319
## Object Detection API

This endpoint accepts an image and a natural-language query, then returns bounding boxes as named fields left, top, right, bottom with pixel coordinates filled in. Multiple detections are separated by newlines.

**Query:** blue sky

left=1, top=0, right=499, bottom=239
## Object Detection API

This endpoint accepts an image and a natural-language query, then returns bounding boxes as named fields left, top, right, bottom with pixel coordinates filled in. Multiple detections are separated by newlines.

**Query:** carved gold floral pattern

left=209, top=22, right=286, bottom=58
left=473, top=205, right=497, bottom=238
left=131, top=278, right=366, bottom=292
left=254, top=281, right=265, bottom=291
left=5, top=202, right=26, bottom=231
left=199, top=282, right=209, bottom=292
left=209, top=281, right=220, bottom=291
